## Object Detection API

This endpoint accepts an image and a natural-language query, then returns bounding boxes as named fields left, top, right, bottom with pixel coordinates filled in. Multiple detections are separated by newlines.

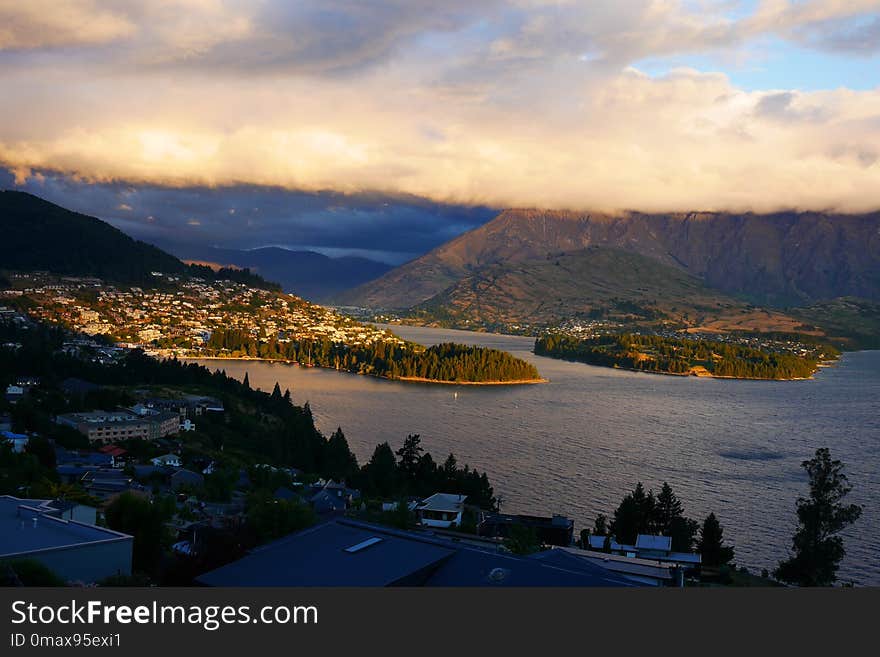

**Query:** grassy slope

left=413, top=246, right=803, bottom=331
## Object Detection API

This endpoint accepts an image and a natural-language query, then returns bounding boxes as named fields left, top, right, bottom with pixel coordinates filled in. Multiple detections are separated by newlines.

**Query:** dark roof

left=0, top=496, right=130, bottom=558
left=273, top=486, right=301, bottom=501
left=197, top=519, right=636, bottom=587
left=197, top=520, right=453, bottom=586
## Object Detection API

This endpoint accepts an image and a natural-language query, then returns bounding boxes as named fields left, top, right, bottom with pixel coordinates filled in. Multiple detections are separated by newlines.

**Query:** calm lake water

left=194, top=325, right=880, bottom=585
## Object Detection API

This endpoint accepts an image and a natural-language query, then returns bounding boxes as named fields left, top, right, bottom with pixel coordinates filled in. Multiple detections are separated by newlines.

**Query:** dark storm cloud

left=0, top=168, right=496, bottom=264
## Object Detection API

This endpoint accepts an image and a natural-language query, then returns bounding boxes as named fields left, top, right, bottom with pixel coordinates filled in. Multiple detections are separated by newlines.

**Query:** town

left=1, top=271, right=404, bottom=358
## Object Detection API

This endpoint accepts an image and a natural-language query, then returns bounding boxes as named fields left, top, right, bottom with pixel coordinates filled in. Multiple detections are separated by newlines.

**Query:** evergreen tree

left=242, top=372, right=250, bottom=389
left=610, top=482, right=656, bottom=545
left=362, top=442, right=398, bottom=498
left=593, top=513, right=608, bottom=537
left=271, top=382, right=282, bottom=401
left=654, top=482, right=684, bottom=533
left=396, top=434, right=423, bottom=481
left=697, top=513, right=735, bottom=567
left=324, top=427, right=359, bottom=484
left=774, top=448, right=862, bottom=586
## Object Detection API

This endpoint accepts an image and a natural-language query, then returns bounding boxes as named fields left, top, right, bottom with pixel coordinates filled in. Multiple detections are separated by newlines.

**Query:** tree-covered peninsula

left=205, top=329, right=542, bottom=384
left=534, top=333, right=835, bottom=380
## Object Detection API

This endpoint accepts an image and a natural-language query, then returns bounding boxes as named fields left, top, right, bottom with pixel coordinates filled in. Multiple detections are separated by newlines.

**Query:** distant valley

left=163, top=244, right=393, bottom=303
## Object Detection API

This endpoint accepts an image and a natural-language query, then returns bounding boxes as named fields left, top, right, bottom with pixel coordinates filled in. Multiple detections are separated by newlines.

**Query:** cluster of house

left=0, top=468, right=705, bottom=587
left=11, top=272, right=403, bottom=356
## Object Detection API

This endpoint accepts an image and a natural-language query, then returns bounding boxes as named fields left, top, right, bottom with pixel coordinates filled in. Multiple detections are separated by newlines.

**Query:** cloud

left=0, top=1, right=878, bottom=213
left=0, top=1, right=134, bottom=50
left=0, top=168, right=496, bottom=261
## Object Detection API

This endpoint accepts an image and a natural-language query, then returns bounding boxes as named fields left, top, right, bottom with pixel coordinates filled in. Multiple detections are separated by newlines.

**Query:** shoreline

left=182, top=355, right=547, bottom=386
left=539, top=356, right=819, bottom=381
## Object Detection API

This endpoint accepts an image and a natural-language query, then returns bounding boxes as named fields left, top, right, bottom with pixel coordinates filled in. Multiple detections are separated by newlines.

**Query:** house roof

left=587, top=535, right=628, bottom=552
left=418, top=493, right=467, bottom=513
left=635, top=534, right=672, bottom=552
left=0, top=495, right=131, bottom=559
left=554, top=547, right=677, bottom=583
left=196, top=518, right=637, bottom=587
left=197, top=520, right=454, bottom=586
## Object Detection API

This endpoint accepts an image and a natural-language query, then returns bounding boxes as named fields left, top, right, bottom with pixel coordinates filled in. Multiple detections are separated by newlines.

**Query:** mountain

left=412, top=246, right=807, bottom=332
left=0, top=190, right=187, bottom=283
left=0, top=191, right=277, bottom=289
left=165, top=244, right=392, bottom=303
left=341, top=209, right=880, bottom=310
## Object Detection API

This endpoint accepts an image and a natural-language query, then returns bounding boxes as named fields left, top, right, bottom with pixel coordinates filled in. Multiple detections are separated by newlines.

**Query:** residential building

left=539, top=547, right=682, bottom=587
left=151, top=453, right=182, bottom=468
left=56, top=409, right=179, bottom=444
left=2, top=430, right=29, bottom=453
left=170, top=468, right=204, bottom=491
left=0, top=495, right=132, bottom=583
left=585, top=533, right=701, bottom=571
left=478, top=513, right=574, bottom=546
left=415, top=493, right=467, bottom=528
left=43, top=499, right=98, bottom=525
left=196, top=518, right=636, bottom=587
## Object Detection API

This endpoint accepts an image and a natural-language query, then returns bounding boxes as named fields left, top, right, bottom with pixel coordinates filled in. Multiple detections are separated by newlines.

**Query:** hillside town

left=0, top=271, right=404, bottom=358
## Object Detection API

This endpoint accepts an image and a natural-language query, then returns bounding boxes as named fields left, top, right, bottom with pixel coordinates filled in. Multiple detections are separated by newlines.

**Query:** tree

left=774, top=448, right=863, bottom=586
left=697, top=513, right=735, bottom=567
left=652, top=482, right=698, bottom=551
left=654, top=482, right=684, bottom=533
left=362, top=442, right=398, bottom=498
left=610, top=482, right=655, bottom=545
left=593, top=513, right=609, bottom=537
left=396, top=434, right=423, bottom=481
left=504, top=525, right=540, bottom=555
left=324, top=427, right=358, bottom=483
left=242, top=372, right=250, bottom=389
left=104, top=492, right=171, bottom=577
left=246, top=494, right=315, bottom=545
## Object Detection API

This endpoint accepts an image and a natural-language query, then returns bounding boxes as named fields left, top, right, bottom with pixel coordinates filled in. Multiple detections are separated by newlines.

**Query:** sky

left=1, top=1, right=878, bottom=261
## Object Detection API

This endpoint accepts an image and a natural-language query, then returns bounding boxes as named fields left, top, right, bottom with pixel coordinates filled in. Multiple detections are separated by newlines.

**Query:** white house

left=151, top=453, right=182, bottom=468
left=416, top=493, right=467, bottom=529
left=2, top=430, right=28, bottom=453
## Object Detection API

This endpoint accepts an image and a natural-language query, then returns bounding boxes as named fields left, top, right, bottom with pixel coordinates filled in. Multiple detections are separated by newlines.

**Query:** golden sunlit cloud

left=0, top=1, right=878, bottom=212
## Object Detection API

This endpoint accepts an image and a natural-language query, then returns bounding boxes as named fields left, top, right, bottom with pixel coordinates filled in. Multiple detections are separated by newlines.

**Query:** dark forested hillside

left=0, top=191, right=278, bottom=289
left=0, top=191, right=187, bottom=283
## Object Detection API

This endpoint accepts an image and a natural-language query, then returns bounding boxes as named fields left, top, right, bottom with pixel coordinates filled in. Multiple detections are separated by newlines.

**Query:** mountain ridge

left=163, top=244, right=393, bottom=302
left=340, top=208, right=880, bottom=310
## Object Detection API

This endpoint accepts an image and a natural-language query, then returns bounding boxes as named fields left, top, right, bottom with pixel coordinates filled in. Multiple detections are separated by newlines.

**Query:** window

left=344, top=537, right=383, bottom=553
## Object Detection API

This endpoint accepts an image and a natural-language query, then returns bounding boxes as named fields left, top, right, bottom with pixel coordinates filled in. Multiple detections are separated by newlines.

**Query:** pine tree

left=324, top=427, right=358, bottom=483
left=775, top=448, right=862, bottom=586
left=396, top=434, right=423, bottom=481
left=242, top=372, right=250, bottom=389
left=697, top=513, right=735, bottom=567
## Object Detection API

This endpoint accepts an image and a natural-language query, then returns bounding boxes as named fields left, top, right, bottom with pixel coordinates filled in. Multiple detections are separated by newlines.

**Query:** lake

left=193, top=325, right=880, bottom=585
